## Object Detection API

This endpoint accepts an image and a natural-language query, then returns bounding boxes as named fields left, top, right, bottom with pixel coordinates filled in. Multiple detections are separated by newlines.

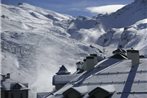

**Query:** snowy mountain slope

left=1, top=3, right=103, bottom=98
left=66, top=0, right=147, bottom=56
left=1, top=3, right=73, bottom=37
left=1, top=0, right=147, bottom=97
left=99, top=0, right=147, bottom=28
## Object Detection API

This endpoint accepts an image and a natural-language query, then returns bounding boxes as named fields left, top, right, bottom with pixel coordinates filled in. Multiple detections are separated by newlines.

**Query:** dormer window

left=63, top=88, right=82, bottom=98
left=63, top=85, right=115, bottom=98
left=88, top=85, right=115, bottom=98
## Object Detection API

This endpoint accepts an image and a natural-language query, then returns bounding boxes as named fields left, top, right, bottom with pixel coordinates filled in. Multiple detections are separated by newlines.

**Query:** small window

left=89, top=95, right=96, bottom=98
left=105, top=94, right=113, bottom=98
left=4, top=92, right=8, bottom=98
left=88, top=87, right=114, bottom=98
left=21, top=93, right=23, bottom=98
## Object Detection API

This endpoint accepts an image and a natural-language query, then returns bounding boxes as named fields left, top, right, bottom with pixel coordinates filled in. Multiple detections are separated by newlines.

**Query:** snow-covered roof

left=47, top=57, right=147, bottom=98
left=1, top=79, right=29, bottom=91
left=64, top=85, right=115, bottom=96
left=53, top=74, right=80, bottom=85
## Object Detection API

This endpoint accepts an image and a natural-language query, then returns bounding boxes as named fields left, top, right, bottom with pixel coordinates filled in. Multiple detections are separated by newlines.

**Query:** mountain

left=1, top=3, right=103, bottom=98
left=86, top=4, right=125, bottom=15
left=1, top=0, right=147, bottom=97
left=99, top=0, right=147, bottom=28
left=67, top=0, right=147, bottom=55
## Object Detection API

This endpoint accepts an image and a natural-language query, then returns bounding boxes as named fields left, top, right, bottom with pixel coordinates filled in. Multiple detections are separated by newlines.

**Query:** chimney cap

left=127, top=50, right=139, bottom=53
left=90, top=54, right=97, bottom=57
left=86, top=56, right=95, bottom=59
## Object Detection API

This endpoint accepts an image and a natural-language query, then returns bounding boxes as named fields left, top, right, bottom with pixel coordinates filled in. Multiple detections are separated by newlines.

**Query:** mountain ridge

left=1, top=0, right=147, bottom=97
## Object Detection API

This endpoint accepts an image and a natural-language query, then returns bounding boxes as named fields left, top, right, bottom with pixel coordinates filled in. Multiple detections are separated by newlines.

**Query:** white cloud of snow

left=86, top=5, right=125, bottom=14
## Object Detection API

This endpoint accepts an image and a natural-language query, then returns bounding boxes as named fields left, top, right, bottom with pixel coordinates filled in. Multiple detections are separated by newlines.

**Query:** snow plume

left=2, top=1, right=147, bottom=98
left=86, top=5, right=125, bottom=15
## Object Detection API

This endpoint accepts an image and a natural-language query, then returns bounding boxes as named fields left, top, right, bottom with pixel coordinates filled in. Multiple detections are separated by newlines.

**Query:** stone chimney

left=83, top=56, right=96, bottom=71
left=127, top=49, right=140, bottom=66
left=90, top=54, right=98, bottom=64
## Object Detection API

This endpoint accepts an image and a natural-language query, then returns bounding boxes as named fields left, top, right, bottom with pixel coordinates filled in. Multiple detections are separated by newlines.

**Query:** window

left=4, top=92, right=8, bottom=98
left=11, top=93, right=14, bottom=98
left=88, top=87, right=114, bottom=98
left=89, top=95, right=96, bottom=98
left=21, top=93, right=23, bottom=98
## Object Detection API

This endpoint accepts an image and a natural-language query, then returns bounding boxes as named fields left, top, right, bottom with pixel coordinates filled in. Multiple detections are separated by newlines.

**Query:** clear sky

left=2, top=0, right=134, bottom=16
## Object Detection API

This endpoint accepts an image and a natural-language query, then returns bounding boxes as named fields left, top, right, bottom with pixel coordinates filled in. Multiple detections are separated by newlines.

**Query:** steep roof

left=1, top=79, right=28, bottom=91
left=56, top=65, right=70, bottom=75
left=53, top=74, right=79, bottom=85
left=81, top=59, right=147, bottom=98
left=47, top=58, right=147, bottom=98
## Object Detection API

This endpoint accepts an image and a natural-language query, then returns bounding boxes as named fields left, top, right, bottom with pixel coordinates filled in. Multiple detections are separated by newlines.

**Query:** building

left=1, top=74, right=29, bottom=98
left=76, top=54, right=104, bottom=72
left=44, top=49, right=147, bottom=98
left=37, top=92, right=52, bottom=98
left=53, top=65, right=71, bottom=90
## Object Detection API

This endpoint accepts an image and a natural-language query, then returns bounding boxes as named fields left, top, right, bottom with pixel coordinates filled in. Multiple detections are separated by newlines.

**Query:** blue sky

left=2, top=0, right=134, bottom=16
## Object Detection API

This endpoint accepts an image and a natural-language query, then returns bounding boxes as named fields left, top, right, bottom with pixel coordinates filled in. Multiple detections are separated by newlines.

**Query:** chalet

left=1, top=74, right=29, bottom=98
left=40, top=49, right=147, bottom=98
left=53, top=65, right=72, bottom=90
left=76, top=54, right=104, bottom=72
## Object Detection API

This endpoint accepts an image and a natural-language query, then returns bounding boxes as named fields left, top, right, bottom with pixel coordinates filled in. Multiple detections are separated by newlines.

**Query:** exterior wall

left=37, top=92, right=51, bottom=98
left=55, top=85, right=65, bottom=90
left=82, top=54, right=104, bottom=71
left=1, top=90, right=28, bottom=98
left=90, top=54, right=98, bottom=64
left=127, top=51, right=139, bottom=66
left=93, top=56, right=98, bottom=65
left=83, top=57, right=95, bottom=71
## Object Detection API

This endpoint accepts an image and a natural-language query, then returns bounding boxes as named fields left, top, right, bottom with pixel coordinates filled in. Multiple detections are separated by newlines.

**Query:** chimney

left=83, top=56, right=96, bottom=71
left=90, top=54, right=98, bottom=64
left=127, top=49, right=140, bottom=66
left=76, top=61, right=84, bottom=71
left=6, top=73, right=10, bottom=79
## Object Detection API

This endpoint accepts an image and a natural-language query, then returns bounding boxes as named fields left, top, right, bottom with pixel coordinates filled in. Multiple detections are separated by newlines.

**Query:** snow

left=47, top=58, right=147, bottom=98
left=99, top=0, right=147, bottom=28
left=99, top=85, right=115, bottom=93
left=1, top=0, right=147, bottom=97
left=53, top=74, right=79, bottom=85
left=86, top=5, right=125, bottom=15
left=1, top=3, right=102, bottom=98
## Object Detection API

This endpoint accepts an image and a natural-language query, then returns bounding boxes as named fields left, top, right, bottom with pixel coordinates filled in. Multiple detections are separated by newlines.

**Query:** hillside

left=1, top=0, right=147, bottom=97
left=1, top=3, right=102, bottom=98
